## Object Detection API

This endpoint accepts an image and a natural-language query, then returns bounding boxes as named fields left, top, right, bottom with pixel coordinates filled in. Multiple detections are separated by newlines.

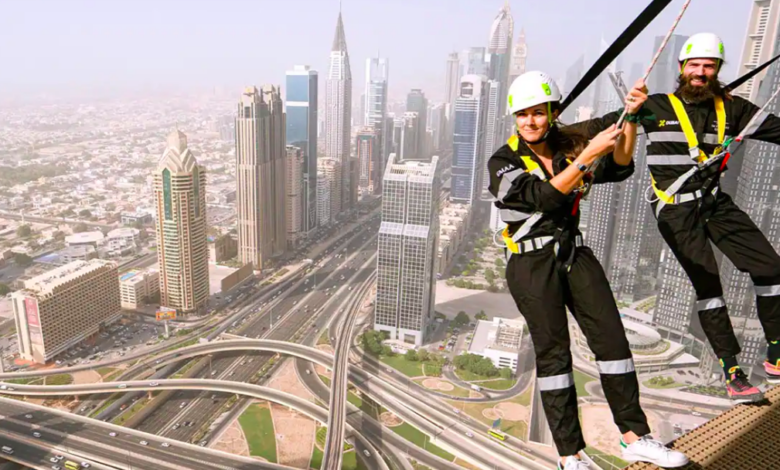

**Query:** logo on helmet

left=686, top=44, right=693, bottom=53
left=719, top=43, right=724, bottom=54
left=508, top=95, right=513, bottom=108
left=541, top=84, right=551, bottom=96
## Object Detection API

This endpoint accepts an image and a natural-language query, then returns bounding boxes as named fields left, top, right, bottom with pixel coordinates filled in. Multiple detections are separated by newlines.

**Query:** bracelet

left=624, top=113, right=642, bottom=124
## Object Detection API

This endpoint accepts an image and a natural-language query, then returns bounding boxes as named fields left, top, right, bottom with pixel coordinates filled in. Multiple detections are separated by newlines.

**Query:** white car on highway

left=118, top=384, right=127, bottom=389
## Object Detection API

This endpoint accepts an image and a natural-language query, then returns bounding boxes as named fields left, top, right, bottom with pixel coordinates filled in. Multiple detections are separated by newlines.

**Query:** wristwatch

left=576, top=163, right=588, bottom=172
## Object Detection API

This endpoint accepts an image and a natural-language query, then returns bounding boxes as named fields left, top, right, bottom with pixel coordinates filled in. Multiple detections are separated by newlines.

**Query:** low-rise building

left=12, top=259, right=121, bottom=364
left=208, top=233, right=238, bottom=263
left=437, top=201, right=471, bottom=275
left=119, top=269, right=160, bottom=310
left=468, top=317, right=524, bottom=373
left=106, top=227, right=140, bottom=256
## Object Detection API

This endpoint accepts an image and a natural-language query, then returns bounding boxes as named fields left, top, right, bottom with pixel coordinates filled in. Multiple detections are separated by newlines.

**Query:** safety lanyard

left=667, top=93, right=726, bottom=163
left=501, top=154, right=546, bottom=254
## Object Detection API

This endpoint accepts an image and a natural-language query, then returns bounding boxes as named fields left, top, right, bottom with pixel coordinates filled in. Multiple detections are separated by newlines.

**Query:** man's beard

left=677, top=74, right=724, bottom=104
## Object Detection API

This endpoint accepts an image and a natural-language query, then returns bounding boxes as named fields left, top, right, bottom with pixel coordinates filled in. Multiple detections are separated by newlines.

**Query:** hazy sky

left=0, top=0, right=753, bottom=102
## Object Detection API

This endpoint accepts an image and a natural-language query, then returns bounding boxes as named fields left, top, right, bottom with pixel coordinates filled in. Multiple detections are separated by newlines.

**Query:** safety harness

left=648, top=93, right=726, bottom=216
left=498, top=135, right=584, bottom=268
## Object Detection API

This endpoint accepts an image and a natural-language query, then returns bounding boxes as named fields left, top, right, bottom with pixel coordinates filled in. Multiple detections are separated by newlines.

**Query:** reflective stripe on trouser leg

left=755, top=284, right=780, bottom=344
left=505, top=253, right=584, bottom=456
left=695, top=296, right=740, bottom=358
left=564, top=247, right=650, bottom=437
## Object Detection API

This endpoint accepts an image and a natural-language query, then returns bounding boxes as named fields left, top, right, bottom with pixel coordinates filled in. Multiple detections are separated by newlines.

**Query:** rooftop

left=469, top=317, right=524, bottom=355
left=23, top=259, right=116, bottom=294
left=65, top=231, right=105, bottom=245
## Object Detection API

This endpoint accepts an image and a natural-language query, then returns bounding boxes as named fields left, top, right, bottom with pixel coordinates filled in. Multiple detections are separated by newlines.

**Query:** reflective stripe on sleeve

left=755, top=284, right=780, bottom=297
left=496, top=169, right=524, bottom=201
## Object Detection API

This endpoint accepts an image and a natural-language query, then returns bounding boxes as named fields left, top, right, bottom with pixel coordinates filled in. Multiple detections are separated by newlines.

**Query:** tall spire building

left=153, top=130, right=210, bottom=313
left=325, top=8, right=353, bottom=218
left=508, top=28, right=527, bottom=86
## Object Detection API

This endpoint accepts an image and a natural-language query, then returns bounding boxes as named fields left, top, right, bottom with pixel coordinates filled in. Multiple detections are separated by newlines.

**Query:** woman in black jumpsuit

left=488, top=71, right=689, bottom=469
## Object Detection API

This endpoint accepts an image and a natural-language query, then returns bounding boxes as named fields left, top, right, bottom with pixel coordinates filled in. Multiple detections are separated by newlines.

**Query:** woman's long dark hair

left=546, top=102, right=590, bottom=159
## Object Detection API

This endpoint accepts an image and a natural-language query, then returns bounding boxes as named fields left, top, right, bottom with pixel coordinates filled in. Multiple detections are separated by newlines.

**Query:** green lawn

left=310, top=445, right=323, bottom=469
left=309, top=448, right=367, bottom=470
left=97, top=367, right=116, bottom=377
left=389, top=422, right=454, bottom=461
left=453, top=368, right=498, bottom=382
left=315, top=426, right=352, bottom=452
left=90, top=396, right=118, bottom=417
left=574, top=370, right=596, bottom=397
left=378, top=354, right=424, bottom=377
left=471, top=378, right=518, bottom=390
left=643, top=379, right=684, bottom=389
left=113, top=397, right=149, bottom=425
left=7, top=377, right=42, bottom=385
left=318, top=329, right=330, bottom=346
left=239, top=404, right=277, bottom=463
left=45, top=374, right=73, bottom=386
left=345, top=389, right=381, bottom=420
left=585, top=445, right=629, bottom=469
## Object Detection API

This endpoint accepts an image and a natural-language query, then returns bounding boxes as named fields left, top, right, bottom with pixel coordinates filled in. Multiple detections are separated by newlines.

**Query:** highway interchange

left=0, top=203, right=577, bottom=470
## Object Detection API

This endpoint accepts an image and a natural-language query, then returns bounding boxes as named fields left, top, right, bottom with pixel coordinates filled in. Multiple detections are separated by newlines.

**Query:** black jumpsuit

left=595, top=93, right=780, bottom=361
left=488, top=135, right=650, bottom=456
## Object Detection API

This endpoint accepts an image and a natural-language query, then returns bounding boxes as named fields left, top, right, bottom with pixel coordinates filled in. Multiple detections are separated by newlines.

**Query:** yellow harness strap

left=502, top=155, right=545, bottom=254
left=667, top=93, right=726, bottom=163
left=651, top=94, right=726, bottom=204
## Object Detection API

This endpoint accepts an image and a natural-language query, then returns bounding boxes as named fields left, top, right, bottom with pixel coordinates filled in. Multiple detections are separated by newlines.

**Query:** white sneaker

left=621, top=435, right=689, bottom=468
left=557, top=455, right=590, bottom=470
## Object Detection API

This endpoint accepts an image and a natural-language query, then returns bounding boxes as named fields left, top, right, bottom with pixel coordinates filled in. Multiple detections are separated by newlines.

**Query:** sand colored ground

left=581, top=405, right=664, bottom=456
left=73, top=370, right=100, bottom=385
left=379, top=411, right=403, bottom=427
left=421, top=378, right=455, bottom=392
left=267, top=361, right=316, bottom=469
left=495, top=402, right=529, bottom=422
left=213, top=419, right=252, bottom=458
left=470, top=390, right=483, bottom=399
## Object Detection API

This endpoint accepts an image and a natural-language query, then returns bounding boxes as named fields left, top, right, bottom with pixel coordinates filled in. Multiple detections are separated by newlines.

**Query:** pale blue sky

left=0, top=0, right=753, bottom=101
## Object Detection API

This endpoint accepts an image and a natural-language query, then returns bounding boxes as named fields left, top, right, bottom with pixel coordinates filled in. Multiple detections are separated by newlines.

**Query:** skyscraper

left=325, top=9, right=352, bottom=218
left=734, top=0, right=780, bottom=102
left=154, top=130, right=210, bottom=313
left=481, top=80, right=501, bottom=200
left=400, top=112, right=420, bottom=161
left=508, top=28, right=527, bottom=85
left=561, top=54, right=586, bottom=123
left=460, top=47, right=489, bottom=77
left=236, top=86, right=287, bottom=270
left=364, top=56, right=389, bottom=192
left=356, top=127, right=378, bottom=191
left=721, top=16, right=780, bottom=376
left=445, top=52, right=461, bottom=110
left=429, top=103, right=446, bottom=152
left=646, top=34, right=689, bottom=94
left=316, top=169, right=331, bottom=227
left=375, top=154, right=440, bottom=346
left=285, top=65, right=319, bottom=233
left=286, top=145, right=304, bottom=248
left=487, top=0, right=514, bottom=119
left=318, top=158, right=341, bottom=227
left=406, top=89, right=429, bottom=160
left=451, top=75, right=488, bottom=204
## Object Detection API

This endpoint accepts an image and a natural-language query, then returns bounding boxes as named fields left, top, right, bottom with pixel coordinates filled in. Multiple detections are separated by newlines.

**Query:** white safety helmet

left=679, top=33, right=725, bottom=62
left=507, top=71, right=562, bottom=116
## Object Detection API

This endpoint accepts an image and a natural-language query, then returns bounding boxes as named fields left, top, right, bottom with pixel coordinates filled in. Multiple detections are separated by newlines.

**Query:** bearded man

left=582, top=33, right=780, bottom=403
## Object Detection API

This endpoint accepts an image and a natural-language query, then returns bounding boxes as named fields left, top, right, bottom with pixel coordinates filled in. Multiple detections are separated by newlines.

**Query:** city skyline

left=0, top=0, right=751, bottom=104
